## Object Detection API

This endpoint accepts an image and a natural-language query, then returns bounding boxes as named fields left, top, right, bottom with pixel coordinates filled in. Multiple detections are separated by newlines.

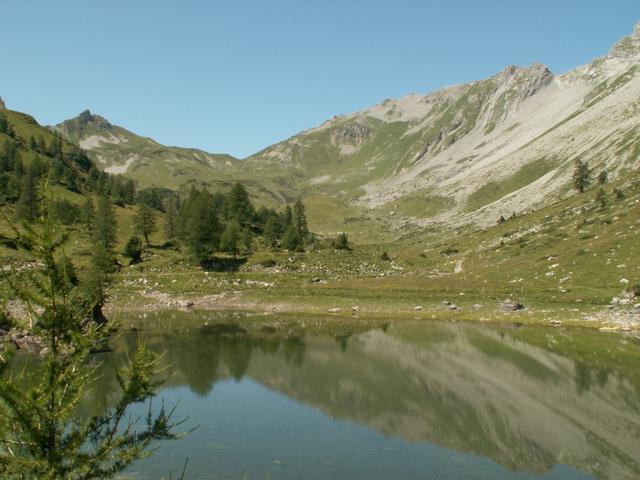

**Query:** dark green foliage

left=137, top=187, right=172, bottom=211
left=92, top=195, right=117, bottom=250
left=123, top=236, right=143, bottom=264
left=80, top=197, right=95, bottom=226
left=292, top=198, right=309, bottom=240
left=224, top=182, right=255, bottom=227
left=177, top=188, right=220, bottom=264
left=50, top=199, right=81, bottom=225
left=14, top=165, right=41, bottom=222
left=497, top=215, right=506, bottom=224
left=56, top=254, right=79, bottom=288
left=380, top=251, right=391, bottom=261
left=262, top=214, right=279, bottom=247
left=281, top=223, right=303, bottom=251
left=164, top=194, right=179, bottom=240
left=220, top=219, right=242, bottom=259
left=572, top=160, right=592, bottom=193
left=134, top=204, right=157, bottom=247
left=614, top=188, right=625, bottom=200
left=598, top=170, right=608, bottom=184
left=0, top=199, right=179, bottom=478
left=440, top=247, right=459, bottom=256
left=334, top=232, right=350, bottom=250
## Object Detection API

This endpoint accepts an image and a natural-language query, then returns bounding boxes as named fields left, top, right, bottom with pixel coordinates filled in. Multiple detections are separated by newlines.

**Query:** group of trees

left=0, top=113, right=138, bottom=218
left=172, top=183, right=310, bottom=264
left=572, top=160, right=626, bottom=209
left=572, top=159, right=610, bottom=193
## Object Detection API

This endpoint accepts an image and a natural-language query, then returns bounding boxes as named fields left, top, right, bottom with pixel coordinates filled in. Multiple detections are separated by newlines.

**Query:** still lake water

left=86, top=318, right=640, bottom=480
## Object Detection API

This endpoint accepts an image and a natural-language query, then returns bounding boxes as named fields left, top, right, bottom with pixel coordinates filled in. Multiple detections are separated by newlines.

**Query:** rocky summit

left=53, top=23, right=640, bottom=233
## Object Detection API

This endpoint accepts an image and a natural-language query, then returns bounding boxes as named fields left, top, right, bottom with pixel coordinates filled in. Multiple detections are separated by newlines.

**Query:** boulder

left=500, top=300, right=525, bottom=311
left=327, top=308, right=342, bottom=314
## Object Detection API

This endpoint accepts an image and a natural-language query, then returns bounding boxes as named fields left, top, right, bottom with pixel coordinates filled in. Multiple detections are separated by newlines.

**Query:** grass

left=465, top=158, right=555, bottom=212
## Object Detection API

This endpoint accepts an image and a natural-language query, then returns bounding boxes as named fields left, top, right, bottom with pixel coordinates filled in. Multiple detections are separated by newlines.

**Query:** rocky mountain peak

left=73, top=109, right=113, bottom=130
left=608, top=22, right=640, bottom=59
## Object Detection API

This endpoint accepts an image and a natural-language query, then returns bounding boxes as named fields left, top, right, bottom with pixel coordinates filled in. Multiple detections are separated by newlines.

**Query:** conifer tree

left=164, top=194, right=179, bottom=241
left=281, top=223, right=302, bottom=251
left=134, top=203, right=157, bottom=247
left=0, top=201, right=179, bottom=478
left=92, top=195, right=117, bottom=251
left=262, top=215, right=279, bottom=247
left=224, top=182, right=255, bottom=227
left=572, top=160, right=592, bottom=193
left=15, top=165, right=40, bottom=222
left=177, top=188, right=220, bottom=264
left=220, top=219, right=242, bottom=259
left=292, top=198, right=309, bottom=240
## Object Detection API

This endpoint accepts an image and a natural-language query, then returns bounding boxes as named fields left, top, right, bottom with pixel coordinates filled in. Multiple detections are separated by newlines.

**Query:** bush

left=122, top=236, right=143, bottom=264
left=632, top=283, right=640, bottom=298
left=0, top=306, right=14, bottom=330
left=380, top=251, right=391, bottom=261
left=333, top=232, right=350, bottom=250
left=440, top=247, right=459, bottom=256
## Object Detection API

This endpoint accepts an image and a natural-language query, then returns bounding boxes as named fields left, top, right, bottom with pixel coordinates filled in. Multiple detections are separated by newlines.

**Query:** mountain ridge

left=37, top=21, right=640, bottom=235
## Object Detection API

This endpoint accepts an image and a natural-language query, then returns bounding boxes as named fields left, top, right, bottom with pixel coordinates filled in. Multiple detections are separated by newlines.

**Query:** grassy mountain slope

left=47, top=23, right=640, bottom=244
left=53, top=110, right=289, bottom=209
left=246, top=23, right=640, bottom=231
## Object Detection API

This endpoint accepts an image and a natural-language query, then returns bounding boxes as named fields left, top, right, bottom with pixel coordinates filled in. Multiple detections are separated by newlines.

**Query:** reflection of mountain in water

left=97, top=322, right=640, bottom=480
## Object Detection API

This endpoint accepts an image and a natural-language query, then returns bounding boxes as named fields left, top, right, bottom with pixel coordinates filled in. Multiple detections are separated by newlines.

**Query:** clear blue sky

left=0, top=1, right=637, bottom=158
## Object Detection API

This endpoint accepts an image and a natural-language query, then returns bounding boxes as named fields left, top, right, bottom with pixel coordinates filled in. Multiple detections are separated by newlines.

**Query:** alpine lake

left=18, top=312, right=640, bottom=480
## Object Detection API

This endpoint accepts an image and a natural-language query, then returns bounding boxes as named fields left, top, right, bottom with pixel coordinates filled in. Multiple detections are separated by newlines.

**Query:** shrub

left=122, top=236, right=143, bottom=264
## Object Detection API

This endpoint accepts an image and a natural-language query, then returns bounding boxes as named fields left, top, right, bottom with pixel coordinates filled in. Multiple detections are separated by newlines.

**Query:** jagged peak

left=68, top=109, right=113, bottom=130
left=496, top=62, right=553, bottom=80
left=608, top=21, right=640, bottom=59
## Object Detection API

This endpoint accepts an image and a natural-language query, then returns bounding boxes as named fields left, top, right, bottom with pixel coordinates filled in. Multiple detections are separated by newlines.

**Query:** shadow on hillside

left=201, top=256, right=247, bottom=272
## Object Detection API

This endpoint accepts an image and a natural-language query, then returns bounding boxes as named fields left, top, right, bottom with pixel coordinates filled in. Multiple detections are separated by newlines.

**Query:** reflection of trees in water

left=575, top=361, right=611, bottom=395
left=120, top=331, right=309, bottom=394
left=282, top=338, right=306, bottom=367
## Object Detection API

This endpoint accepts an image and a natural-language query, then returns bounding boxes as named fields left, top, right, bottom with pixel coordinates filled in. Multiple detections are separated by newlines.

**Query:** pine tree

left=281, top=223, right=302, bottom=251
left=220, top=219, right=242, bottom=259
left=292, top=198, right=309, bottom=241
left=177, top=188, right=220, bottom=264
left=572, top=160, right=592, bottom=193
left=0, top=202, right=179, bottom=478
left=262, top=215, right=279, bottom=247
left=134, top=204, right=157, bottom=247
left=15, top=165, right=40, bottom=222
left=224, top=182, right=255, bottom=226
left=92, top=195, right=117, bottom=251
left=164, top=194, right=179, bottom=241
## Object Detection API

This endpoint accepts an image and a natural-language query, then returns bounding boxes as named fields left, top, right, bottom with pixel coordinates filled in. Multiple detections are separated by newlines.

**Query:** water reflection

left=89, top=320, right=640, bottom=480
